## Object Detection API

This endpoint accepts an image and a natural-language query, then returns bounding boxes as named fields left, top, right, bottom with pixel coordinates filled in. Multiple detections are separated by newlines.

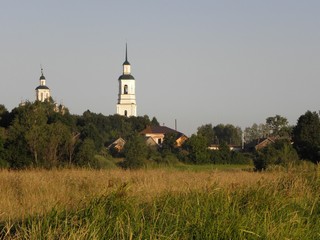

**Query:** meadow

left=0, top=164, right=319, bottom=239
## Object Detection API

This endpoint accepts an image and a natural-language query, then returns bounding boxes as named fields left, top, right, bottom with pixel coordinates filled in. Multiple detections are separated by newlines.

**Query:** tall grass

left=0, top=167, right=273, bottom=221
left=1, top=164, right=320, bottom=239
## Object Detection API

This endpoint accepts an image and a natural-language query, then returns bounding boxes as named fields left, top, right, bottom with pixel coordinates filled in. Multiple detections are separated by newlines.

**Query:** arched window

left=124, top=110, right=128, bottom=117
left=41, top=93, right=43, bottom=101
left=124, top=85, right=128, bottom=94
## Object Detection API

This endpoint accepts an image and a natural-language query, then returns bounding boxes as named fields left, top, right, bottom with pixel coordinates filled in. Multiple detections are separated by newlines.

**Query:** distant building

left=208, top=144, right=242, bottom=152
left=107, top=137, right=126, bottom=153
left=244, top=137, right=276, bottom=152
left=35, top=68, right=51, bottom=102
left=33, top=67, right=66, bottom=114
left=140, top=126, right=188, bottom=147
left=116, top=44, right=137, bottom=117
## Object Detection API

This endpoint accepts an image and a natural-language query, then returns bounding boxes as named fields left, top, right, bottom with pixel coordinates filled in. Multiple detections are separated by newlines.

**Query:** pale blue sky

left=1, top=1, right=319, bottom=135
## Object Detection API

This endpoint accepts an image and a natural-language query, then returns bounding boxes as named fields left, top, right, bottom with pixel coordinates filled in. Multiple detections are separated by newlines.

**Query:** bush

left=254, top=139, right=299, bottom=171
left=75, top=138, right=97, bottom=167
left=231, top=152, right=253, bottom=165
left=122, top=134, right=147, bottom=169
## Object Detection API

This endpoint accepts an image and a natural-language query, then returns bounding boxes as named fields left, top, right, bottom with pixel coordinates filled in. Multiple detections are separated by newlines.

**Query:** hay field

left=0, top=165, right=319, bottom=239
left=0, top=168, right=278, bottom=221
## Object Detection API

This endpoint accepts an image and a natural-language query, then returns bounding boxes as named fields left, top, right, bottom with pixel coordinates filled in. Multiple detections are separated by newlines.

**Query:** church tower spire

left=35, top=66, right=51, bottom=102
left=123, top=43, right=131, bottom=75
left=116, top=44, right=137, bottom=117
left=125, top=43, right=128, bottom=62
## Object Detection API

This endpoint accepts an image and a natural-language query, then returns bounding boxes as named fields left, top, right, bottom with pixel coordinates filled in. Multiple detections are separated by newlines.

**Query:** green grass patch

left=94, top=155, right=118, bottom=169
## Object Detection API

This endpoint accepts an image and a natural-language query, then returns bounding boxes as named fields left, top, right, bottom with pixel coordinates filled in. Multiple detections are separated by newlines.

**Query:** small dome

left=123, top=60, right=130, bottom=65
left=40, top=75, right=46, bottom=80
left=35, top=85, right=50, bottom=90
left=118, top=74, right=135, bottom=80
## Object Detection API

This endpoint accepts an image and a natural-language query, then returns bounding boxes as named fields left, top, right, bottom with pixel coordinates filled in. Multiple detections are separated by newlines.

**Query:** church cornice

left=35, top=85, right=50, bottom=90
left=118, top=74, right=135, bottom=80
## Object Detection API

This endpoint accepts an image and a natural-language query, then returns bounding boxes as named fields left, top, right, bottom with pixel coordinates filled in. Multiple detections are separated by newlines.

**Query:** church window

left=124, top=85, right=128, bottom=94
left=124, top=110, right=128, bottom=117
left=41, top=93, right=43, bottom=101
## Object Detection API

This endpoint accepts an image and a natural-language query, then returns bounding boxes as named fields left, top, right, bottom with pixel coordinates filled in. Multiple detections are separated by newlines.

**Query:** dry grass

left=0, top=167, right=296, bottom=222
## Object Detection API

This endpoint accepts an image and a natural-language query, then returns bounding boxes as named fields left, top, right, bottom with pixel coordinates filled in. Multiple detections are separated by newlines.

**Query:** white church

left=35, top=68, right=51, bottom=102
left=116, top=44, right=137, bottom=117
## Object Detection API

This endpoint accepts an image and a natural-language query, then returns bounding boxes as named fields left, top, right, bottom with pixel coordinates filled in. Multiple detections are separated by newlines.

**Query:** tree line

left=0, top=100, right=159, bottom=169
left=0, top=100, right=319, bottom=170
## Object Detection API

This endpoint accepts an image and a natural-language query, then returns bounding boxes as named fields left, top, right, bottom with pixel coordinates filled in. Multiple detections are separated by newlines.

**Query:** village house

left=107, top=137, right=126, bottom=153
left=140, top=126, right=188, bottom=147
left=244, top=137, right=277, bottom=152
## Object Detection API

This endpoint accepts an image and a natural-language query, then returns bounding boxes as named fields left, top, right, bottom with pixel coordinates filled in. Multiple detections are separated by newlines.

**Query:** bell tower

left=35, top=67, right=51, bottom=102
left=116, top=44, right=137, bottom=117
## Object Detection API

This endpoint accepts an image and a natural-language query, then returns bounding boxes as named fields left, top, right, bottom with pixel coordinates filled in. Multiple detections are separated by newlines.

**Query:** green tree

left=162, top=132, right=179, bottom=153
left=151, top=117, right=160, bottom=126
left=244, top=123, right=265, bottom=143
left=214, top=142, right=231, bottom=164
left=254, top=139, right=299, bottom=171
left=213, top=124, right=242, bottom=145
left=197, top=124, right=214, bottom=145
left=25, top=124, right=47, bottom=166
left=266, top=115, right=291, bottom=137
left=75, top=138, right=96, bottom=167
left=0, top=104, right=9, bottom=128
left=293, top=111, right=320, bottom=163
left=122, top=134, right=147, bottom=169
left=130, top=115, right=151, bottom=132
left=184, top=134, right=210, bottom=164
left=0, top=128, right=8, bottom=168
left=7, top=102, right=47, bottom=167
left=45, top=122, right=71, bottom=167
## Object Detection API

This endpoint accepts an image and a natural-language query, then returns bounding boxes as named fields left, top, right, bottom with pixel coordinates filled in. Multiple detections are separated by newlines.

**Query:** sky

left=0, top=1, right=320, bottom=136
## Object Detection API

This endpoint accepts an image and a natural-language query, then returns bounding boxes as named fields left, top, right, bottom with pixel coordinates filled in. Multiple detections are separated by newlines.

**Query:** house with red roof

left=140, top=126, right=188, bottom=147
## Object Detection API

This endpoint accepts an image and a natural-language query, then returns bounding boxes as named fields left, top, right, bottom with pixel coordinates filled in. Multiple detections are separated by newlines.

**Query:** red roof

left=140, top=126, right=182, bottom=135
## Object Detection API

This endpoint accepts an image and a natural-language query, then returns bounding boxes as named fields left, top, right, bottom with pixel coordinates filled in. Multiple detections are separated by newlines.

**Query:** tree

left=7, top=102, right=47, bottom=167
left=197, top=124, right=214, bottom=145
left=45, top=122, right=71, bottom=167
left=244, top=123, right=265, bottom=143
left=254, top=139, right=299, bottom=171
left=211, top=142, right=231, bottom=164
left=293, top=111, right=320, bottom=163
left=0, top=127, right=8, bottom=168
left=151, top=117, right=160, bottom=126
left=161, top=132, right=179, bottom=153
left=65, top=132, right=80, bottom=164
left=25, top=124, right=47, bottom=166
left=183, top=134, right=211, bottom=164
left=130, top=115, right=151, bottom=132
left=0, top=104, right=9, bottom=128
left=266, top=115, right=291, bottom=137
left=75, top=138, right=96, bottom=167
left=213, top=124, right=242, bottom=145
left=122, top=134, right=147, bottom=169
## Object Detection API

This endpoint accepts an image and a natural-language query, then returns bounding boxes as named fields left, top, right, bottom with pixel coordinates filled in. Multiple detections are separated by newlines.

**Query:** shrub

left=122, top=134, right=147, bottom=169
left=254, top=139, right=299, bottom=171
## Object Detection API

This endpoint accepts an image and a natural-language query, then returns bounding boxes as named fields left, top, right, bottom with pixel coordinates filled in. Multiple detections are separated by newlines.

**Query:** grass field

left=0, top=163, right=319, bottom=239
